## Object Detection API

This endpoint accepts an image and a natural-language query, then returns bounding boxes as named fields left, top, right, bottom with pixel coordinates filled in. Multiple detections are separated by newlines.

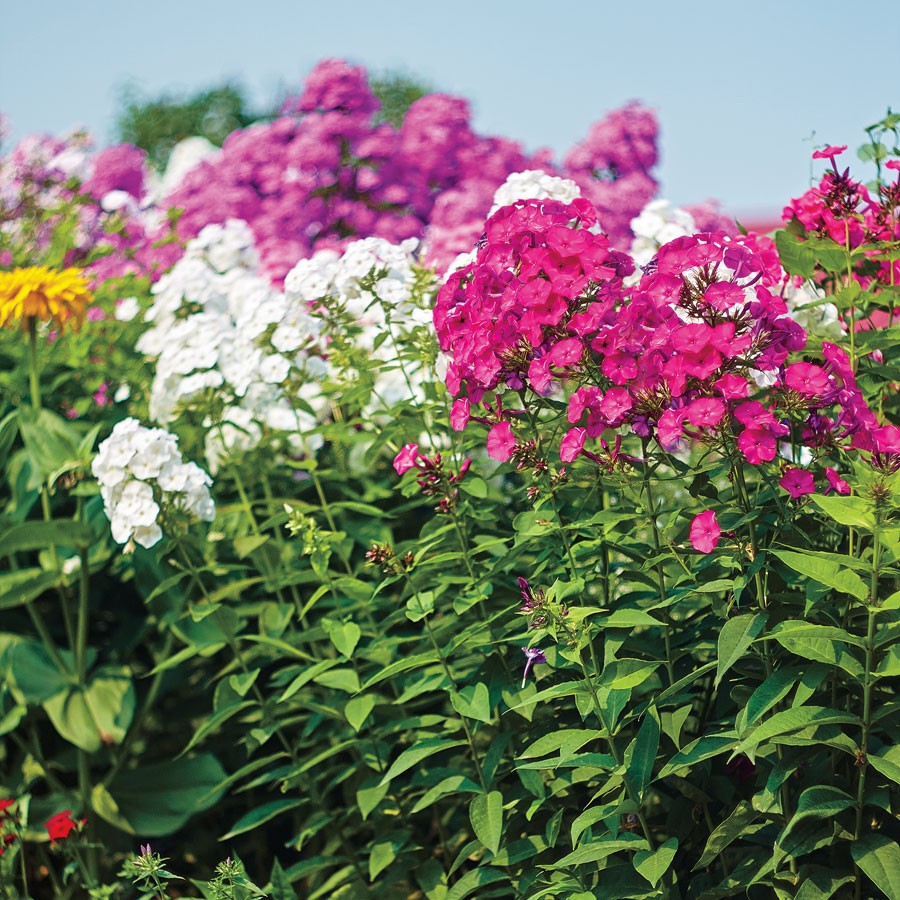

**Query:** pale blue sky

left=2, top=0, right=896, bottom=218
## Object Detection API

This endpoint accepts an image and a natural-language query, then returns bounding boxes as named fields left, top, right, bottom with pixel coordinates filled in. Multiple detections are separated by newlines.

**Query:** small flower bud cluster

left=517, top=577, right=578, bottom=646
left=365, top=542, right=413, bottom=574
left=93, top=418, right=215, bottom=549
left=393, top=443, right=472, bottom=513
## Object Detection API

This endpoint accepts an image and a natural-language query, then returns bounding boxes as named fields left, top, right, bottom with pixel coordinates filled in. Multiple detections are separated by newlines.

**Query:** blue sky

left=2, top=0, right=896, bottom=218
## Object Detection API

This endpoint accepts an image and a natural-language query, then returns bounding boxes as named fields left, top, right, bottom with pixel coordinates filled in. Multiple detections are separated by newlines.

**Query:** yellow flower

left=0, top=265, right=94, bottom=331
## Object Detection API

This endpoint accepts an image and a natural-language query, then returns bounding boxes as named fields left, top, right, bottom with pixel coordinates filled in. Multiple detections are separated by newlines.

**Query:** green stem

left=641, top=455, right=676, bottom=687
left=75, top=546, right=97, bottom=882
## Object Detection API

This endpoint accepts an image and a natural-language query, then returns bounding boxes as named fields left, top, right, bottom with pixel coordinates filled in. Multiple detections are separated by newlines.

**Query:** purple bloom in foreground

left=522, top=647, right=547, bottom=688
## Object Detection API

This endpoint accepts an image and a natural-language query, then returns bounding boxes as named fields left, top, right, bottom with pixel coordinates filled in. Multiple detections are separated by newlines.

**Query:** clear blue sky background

left=2, top=0, right=896, bottom=219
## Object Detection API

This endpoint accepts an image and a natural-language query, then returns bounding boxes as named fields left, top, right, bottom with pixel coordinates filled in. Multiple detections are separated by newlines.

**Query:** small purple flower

left=521, top=647, right=547, bottom=687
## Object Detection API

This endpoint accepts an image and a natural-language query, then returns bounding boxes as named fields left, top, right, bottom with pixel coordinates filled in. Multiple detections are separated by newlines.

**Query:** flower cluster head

left=92, top=418, right=215, bottom=549
left=517, top=577, right=578, bottom=646
left=393, top=443, right=471, bottom=513
left=0, top=265, right=93, bottom=331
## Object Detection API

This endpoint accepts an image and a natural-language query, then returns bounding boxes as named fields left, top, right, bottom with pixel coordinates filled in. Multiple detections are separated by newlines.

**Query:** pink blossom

left=689, top=510, right=720, bottom=554
left=486, top=422, right=516, bottom=461
left=560, top=427, right=586, bottom=462
left=450, top=398, right=470, bottom=431
left=785, top=362, right=830, bottom=397
left=685, top=397, right=725, bottom=428
left=737, top=427, right=777, bottom=464
left=780, top=467, right=815, bottom=498
left=393, top=443, right=421, bottom=475
left=824, top=467, right=851, bottom=495
left=812, top=145, right=847, bottom=160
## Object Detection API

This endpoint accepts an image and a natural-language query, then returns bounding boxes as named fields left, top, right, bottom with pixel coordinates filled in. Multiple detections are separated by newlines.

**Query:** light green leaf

left=634, top=837, right=678, bottom=887
left=851, top=833, right=900, bottom=900
left=716, top=613, right=767, bottom=687
left=738, top=707, right=858, bottom=761
left=369, top=838, right=398, bottom=881
left=322, top=619, right=361, bottom=658
left=344, top=695, right=376, bottom=733
left=808, top=495, right=876, bottom=529
left=444, top=866, right=506, bottom=900
left=773, top=550, right=868, bottom=601
left=470, top=791, right=503, bottom=855
left=519, top=729, right=604, bottom=760
left=545, top=835, right=648, bottom=869
left=449, top=683, right=491, bottom=724
left=778, top=786, right=853, bottom=845
left=406, top=591, right=435, bottom=622
left=411, top=775, right=481, bottom=814
left=380, top=738, right=467, bottom=786
left=222, top=799, right=305, bottom=840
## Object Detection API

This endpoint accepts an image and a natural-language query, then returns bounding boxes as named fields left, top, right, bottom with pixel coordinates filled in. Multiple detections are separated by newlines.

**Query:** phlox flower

left=824, top=467, right=851, bottom=495
left=560, top=428, right=586, bottom=462
left=393, top=443, right=422, bottom=475
left=785, top=362, right=830, bottom=397
left=486, top=422, right=516, bottom=461
left=685, top=397, right=725, bottom=428
left=780, top=467, right=816, bottom=498
left=689, top=510, right=720, bottom=554
left=737, top=427, right=778, bottom=464
left=450, top=398, right=470, bottom=431
left=521, top=647, right=547, bottom=688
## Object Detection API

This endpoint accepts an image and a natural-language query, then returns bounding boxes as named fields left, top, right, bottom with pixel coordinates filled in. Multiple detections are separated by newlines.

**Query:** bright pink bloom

left=685, top=397, right=725, bottom=428
left=393, top=443, right=421, bottom=475
left=780, top=467, right=815, bottom=498
left=737, top=427, right=777, bottom=464
left=560, top=427, right=586, bottom=462
left=450, top=399, right=470, bottom=432
left=714, top=373, right=750, bottom=400
left=812, top=145, right=847, bottom=160
left=486, top=422, right=516, bottom=461
left=785, top=362, right=830, bottom=397
left=824, top=467, right=850, bottom=495
left=690, top=510, right=720, bottom=553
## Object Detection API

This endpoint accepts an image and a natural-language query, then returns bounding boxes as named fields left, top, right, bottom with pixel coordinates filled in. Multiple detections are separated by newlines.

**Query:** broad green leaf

left=93, top=754, right=226, bottom=836
left=794, top=869, right=854, bottom=900
left=380, top=738, right=467, bottom=786
left=773, top=550, right=868, bottom=601
left=570, top=799, right=626, bottom=847
left=228, top=669, right=260, bottom=697
left=775, top=230, right=817, bottom=278
left=604, top=659, right=661, bottom=690
left=634, top=837, right=678, bottom=887
left=411, top=775, right=481, bottom=814
left=545, top=835, right=648, bottom=869
left=519, top=729, right=604, bottom=760
left=361, top=651, right=439, bottom=690
left=868, top=745, right=900, bottom=786
left=406, top=591, right=435, bottom=622
left=357, top=779, right=389, bottom=820
left=449, top=683, right=491, bottom=724
left=344, top=695, right=376, bottom=733
left=771, top=634, right=864, bottom=679
left=716, top=613, right=766, bottom=687
left=444, top=866, right=506, bottom=900
left=268, top=858, right=297, bottom=900
left=313, top=667, right=359, bottom=693
left=43, top=667, right=135, bottom=753
left=0, top=569, right=60, bottom=609
left=18, top=407, right=81, bottom=479
left=657, top=733, right=736, bottom=778
left=369, top=838, right=400, bottom=881
left=600, top=610, right=661, bottom=628
left=778, top=786, right=853, bottom=845
left=322, top=619, right=361, bottom=658
left=7, top=640, right=72, bottom=702
left=222, top=799, right=305, bottom=839
left=470, top=791, right=503, bottom=855
left=851, top=833, right=900, bottom=900
left=808, top=494, right=876, bottom=529
left=767, top=621, right=866, bottom=648
left=0, top=519, right=94, bottom=556
left=737, top=706, right=858, bottom=761
left=695, top=801, right=758, bottom=870
left=745, top=668, right=800, bottom=726
left=626, top=712, right=659, bottom=802
left=233, top=533, right=269, bottom=558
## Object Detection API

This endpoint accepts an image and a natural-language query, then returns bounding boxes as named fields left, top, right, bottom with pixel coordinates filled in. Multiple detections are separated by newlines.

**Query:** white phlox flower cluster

left=629, top=199, right=697, bottom=272
left=489, top=170, right=582, bottom=216
left=285, top=236, right=439, bottom=413
left=92, top=418, right=215, bottom=549
left=134, top=220, right=328, bottom=470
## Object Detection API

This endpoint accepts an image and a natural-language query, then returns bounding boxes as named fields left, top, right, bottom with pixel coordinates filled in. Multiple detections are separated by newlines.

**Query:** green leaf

left=868, top=745, right=900, bottom=785
left=773, top=550, right=868, bottom=601
left=778, top=786, right=853, bottom=846
left=313, top=668, right=359, bottom=694
left=380, top=738, right=467, bottom=786
left=449, top=683, right=491, bottom=724
left=794, top=869, right=854, bottom=900
left=604, top=659, right=661, bottom=690
left=775, top=230, right=817, bottom=278
left=406, top=591, right=435, bottom=622
left=716, top=613, right=767, bottom=688
left=322, top=619, right=361, bottom=658
left=658, top=733, right=736, bottom=778
left=0, top=519, right=94, bottom=556
left=444, top=867, right=506, bottom=900
left=368, top=838, right=399, bottom=881
left=356, top=779, right=389, bottom=820
left=43, top=667, right=135, bottom=753
left=519, top=729, right=605, bottom=760
left=18, top=407, right=81, bottom=479
left=0, top=569, right=60, bottom=610
left=93, top=754, right=227, bottom=836
left=344, top=695, right=376, bottom=733
left=470, top=791, right=503, bottom=855
left=570, top=799, right=626, bottom=847
left=268, top=858, right=297, bottom=900
left=233, top=533, right=270, bottom=559
left=361, top=651, right=439, bottom=691
left=737, top=707, right=858, bottom=761
left=695, top=801, right=758, bottom=870
left=745, top=668, right=800, bottom=726
left=634, top=837, right=678, bottom=888
left=222, top=799, right=305, bottom=840
left=851, top=833, right=900, bottom=900
left=626, top=711, right=659, bottom=802
left=546, top=835, right=648, bottom=869
left=808, top=494, right=876, bottom=529
left=411, top=775, right=481, bottom=814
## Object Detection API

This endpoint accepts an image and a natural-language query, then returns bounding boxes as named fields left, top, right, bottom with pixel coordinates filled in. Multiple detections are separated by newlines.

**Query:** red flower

left=0, top=799, right=15, bottom=816
left=45, top=811, right=78, bottom=843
